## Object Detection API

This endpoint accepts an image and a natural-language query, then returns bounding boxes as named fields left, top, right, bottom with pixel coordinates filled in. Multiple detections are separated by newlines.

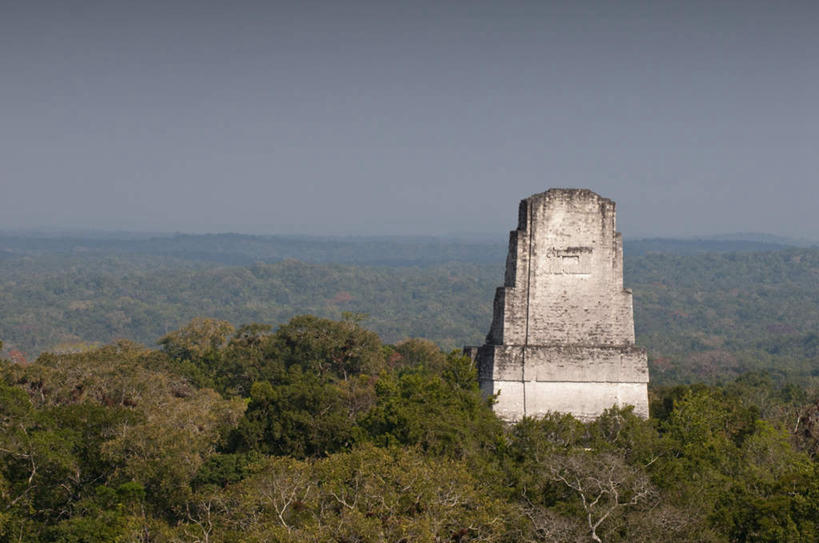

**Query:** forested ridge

left=0, top=315, right=817, bottom=542
left=1, top=234, right=817, bottom=384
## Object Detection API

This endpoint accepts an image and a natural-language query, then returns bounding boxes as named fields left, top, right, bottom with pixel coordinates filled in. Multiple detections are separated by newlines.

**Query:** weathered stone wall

left=467, top=189, right=649, bottom=421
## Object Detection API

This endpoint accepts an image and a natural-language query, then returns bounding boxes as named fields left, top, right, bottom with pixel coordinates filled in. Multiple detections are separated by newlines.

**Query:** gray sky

left=2, top=0, right=818, bottom=238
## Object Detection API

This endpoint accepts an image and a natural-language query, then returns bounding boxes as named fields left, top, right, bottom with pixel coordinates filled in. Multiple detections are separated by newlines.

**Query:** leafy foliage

left=0, top=313, right=816, bottom=541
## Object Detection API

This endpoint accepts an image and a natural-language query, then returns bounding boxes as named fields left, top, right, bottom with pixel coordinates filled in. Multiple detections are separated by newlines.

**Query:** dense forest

left=0, top=233, right=818, bottom=541
left=1, top=315, right=817, bottom=542
left=1, top=233, right=817, bottom=385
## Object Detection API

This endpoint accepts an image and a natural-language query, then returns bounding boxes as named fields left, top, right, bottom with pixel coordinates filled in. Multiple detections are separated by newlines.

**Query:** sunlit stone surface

left=465, top=189, right=649, bottom=421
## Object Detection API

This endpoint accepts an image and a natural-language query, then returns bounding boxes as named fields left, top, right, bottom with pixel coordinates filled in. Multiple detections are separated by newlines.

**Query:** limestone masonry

left=465, top=189, right=649, bottom=421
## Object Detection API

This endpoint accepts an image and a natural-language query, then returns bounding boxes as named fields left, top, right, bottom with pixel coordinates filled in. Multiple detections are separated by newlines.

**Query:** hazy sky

left=2, top=0, right=818, bottom=238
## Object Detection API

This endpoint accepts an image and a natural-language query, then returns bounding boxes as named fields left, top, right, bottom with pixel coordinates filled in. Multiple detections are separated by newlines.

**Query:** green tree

left=359, top=352, right=503, bottom=460
left=215, top=445, right=524, bottom=543
left=713, top=421, right=817, bottom=542
left=271, top=314, right=385, bottom=381
left=228, top=372, right=355, bottom=458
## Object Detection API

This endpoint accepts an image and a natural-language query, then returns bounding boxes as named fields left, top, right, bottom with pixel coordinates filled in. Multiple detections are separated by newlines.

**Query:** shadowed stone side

left=465, top=189, right=649, bottom=421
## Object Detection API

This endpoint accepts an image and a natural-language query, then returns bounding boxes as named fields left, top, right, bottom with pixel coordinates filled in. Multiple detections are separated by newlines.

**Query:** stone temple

left=465, top=189, right=649, bottom=421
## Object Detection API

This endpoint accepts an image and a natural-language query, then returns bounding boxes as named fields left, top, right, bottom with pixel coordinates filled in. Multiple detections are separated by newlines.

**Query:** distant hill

left=0, top=232, right=507, bottom=266
left=1, top=231, right=813, bottom=266
left=624, top=238, right=794, bottom=256
left=0, top=232, right=817, bottom=385
left=699, top=232, right=816, bottom=246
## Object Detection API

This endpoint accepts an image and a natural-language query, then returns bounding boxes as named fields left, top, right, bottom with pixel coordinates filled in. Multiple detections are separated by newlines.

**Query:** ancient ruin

left=465, top=189, right=649, bottom=421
